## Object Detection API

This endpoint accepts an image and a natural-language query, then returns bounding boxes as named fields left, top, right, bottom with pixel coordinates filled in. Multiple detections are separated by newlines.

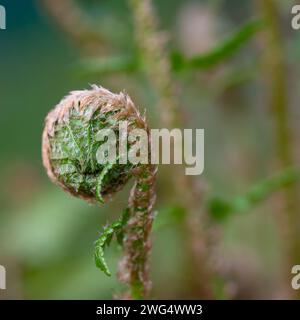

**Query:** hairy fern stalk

left=42, top=85, right=157, bottom=299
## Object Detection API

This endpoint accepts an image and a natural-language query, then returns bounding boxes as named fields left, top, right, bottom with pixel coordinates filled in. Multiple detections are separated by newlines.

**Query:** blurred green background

left=0, top=0, right=299, bottom=299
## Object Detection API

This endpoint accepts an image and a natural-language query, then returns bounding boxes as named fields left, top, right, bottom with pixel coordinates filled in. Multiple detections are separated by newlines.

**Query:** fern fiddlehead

left=42, top=85, right=157, bottom=299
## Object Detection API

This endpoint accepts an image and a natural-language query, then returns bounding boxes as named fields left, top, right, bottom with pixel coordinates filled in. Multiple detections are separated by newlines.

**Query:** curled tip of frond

left=42, top=84, right=148, bottom=204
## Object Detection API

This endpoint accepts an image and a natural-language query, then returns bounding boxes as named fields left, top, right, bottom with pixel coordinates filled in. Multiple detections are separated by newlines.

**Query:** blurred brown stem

left=260, top=0, right=300, bottom=298
left=40, top=0, right=104, bottom=53
left=128, top=0, right=214, bottom=298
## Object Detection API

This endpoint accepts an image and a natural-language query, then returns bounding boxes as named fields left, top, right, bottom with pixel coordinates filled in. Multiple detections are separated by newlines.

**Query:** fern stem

left=118, top=164, right=157, bottom=299
left=260, top=0, right=300, bottom=298
left=128, top=0, right=214, bottom=298
left=40, top=0, right=104, bottom=52
left=128, top=0, right=181, bottom=127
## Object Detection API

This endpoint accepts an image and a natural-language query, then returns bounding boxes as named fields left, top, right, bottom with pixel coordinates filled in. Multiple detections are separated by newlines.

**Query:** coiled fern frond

left=42, top=85, right=157, bottom=299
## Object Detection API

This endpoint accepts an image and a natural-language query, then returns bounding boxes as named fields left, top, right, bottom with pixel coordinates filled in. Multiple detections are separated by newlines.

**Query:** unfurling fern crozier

left=42, top=85, right=157, bottom=299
